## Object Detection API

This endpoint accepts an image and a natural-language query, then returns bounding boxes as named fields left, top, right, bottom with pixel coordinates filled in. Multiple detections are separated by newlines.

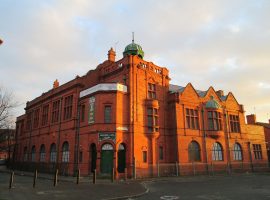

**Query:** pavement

left=0, top=166, right=148, bottom=200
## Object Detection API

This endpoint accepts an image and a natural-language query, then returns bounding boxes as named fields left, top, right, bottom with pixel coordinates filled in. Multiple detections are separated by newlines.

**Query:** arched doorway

left=89, top=143, right=97, bottom=173
left=117, top=143, right=126, bottom=173
left=101, top=143, right=114, bottom=174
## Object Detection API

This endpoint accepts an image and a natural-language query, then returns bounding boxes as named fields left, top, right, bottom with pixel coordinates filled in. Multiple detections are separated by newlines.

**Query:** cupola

left=205, top=96, right=221, bottom=109
left=123, top=36, right=144, bottom=59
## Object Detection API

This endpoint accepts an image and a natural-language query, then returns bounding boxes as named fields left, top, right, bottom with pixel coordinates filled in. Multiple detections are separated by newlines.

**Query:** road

left=135, top=174, right=270, bottom=200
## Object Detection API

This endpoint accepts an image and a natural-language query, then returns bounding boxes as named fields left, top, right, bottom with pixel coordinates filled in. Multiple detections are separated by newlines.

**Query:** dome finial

left=123, top=34, right=144, bottom=59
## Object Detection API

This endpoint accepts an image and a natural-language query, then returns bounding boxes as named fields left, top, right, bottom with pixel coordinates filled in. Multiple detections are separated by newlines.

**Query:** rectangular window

left=41, top=104, right=49, bottom=126
left=186, top=108, right=199, bottom=129
left=143, top=151, right=147, bottom=163
left=147, top=108, right=158, bottom=132
left=208, top=111, right=222, bottom=131
left=148, top=83, right=156, bottom=99
left=253, top=144, right=263, bottom=160
left=80, top=104, right=85, bottom=122
left=159, top=146, right=164, bottom=160
left=64, top=95, right=73, bottom=120
left=33, top=109, right=40, bottom=128
left=229, top=115, right=240, bottom=133
left=104, top=105, right=112, bottom=123
left=52, top=100, right=60, bottom=123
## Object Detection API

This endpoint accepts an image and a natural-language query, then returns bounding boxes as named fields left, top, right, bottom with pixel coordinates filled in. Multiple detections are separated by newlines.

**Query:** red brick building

left=14, top=41, right=268, bottom=177
left=247, top=114, right=270, bottom=162
left=0, top=129, right=15, bottom=163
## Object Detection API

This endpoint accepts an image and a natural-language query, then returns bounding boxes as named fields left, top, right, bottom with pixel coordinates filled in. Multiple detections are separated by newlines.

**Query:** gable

left=203, top=86, right=222, bottom=104
left=225, top=92, right=240, bottom=110
left=180, top=83, right=200, bottom=103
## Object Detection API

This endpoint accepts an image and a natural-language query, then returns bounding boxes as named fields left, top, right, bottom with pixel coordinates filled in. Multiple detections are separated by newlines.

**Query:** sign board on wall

left=88, top=96, right=95, bottom=124
left=98, top=132, right=116, bottom=142
left=80, top=83, right=127, bottom=98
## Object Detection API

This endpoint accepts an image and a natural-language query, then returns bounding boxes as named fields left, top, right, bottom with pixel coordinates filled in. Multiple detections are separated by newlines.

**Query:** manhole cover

left=160, top=196, right=179, bottom=200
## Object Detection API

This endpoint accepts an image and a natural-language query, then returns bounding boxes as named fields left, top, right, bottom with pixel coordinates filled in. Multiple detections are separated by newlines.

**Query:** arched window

left=117, top=143, right=126, bottom=173
left=50, top=143, right=57, bottom=163
left=102, top=143, right=113, bottom=150
left=62, top=142, right=69, bottom=163
left=23, top=146, right=28, bottom=161
left=233, top=143, right=242, bottom=160
left=188, top=141, right=201, bottom=162
left=212, top=142, right=223, bottom=161
left=31, top=146, right=36, bottom=162
left=40, top=144, right=46, bottom=162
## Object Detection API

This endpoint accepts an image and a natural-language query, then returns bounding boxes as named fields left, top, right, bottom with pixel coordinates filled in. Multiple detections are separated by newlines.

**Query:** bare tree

left=0, top=86, right=17, bottom=129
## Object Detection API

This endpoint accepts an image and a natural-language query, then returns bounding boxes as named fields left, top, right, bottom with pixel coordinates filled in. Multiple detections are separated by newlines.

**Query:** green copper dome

left=123, top=41, right=144, bottom=59
left=205, top=96, right=221, bottom=109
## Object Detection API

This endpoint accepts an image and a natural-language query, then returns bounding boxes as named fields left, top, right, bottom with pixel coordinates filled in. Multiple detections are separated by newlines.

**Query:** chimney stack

left=246, top=114, right=256, bottom=124
left=53, top=79, right=59, bottom=89
left=108, top=47, right=116, bottom=62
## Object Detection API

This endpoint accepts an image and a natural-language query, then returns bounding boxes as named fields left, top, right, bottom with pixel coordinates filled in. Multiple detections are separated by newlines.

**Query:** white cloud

left=0, top=0, right=270, bottom=122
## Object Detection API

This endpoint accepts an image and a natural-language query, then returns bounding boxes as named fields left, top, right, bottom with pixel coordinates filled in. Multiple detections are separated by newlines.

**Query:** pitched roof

left=169, top=84, right=185, bottom=93
left=196, top=90, right=206, bottom=97
left=169, top=84, right=227, bottom=101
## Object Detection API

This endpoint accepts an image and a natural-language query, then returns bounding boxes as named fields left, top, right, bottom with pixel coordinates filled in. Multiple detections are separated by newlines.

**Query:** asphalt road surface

left=135, top=174, right=270, bottom=200
left=1, top=172, right=270, bottom=200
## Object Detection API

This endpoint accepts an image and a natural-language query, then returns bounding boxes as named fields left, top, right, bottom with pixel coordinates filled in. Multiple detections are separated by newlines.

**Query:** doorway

left=89, top=143, right=97, bottom=173
left=101, top=143, right=114, bottom=174
left=117, top=143, right=126, bottom=173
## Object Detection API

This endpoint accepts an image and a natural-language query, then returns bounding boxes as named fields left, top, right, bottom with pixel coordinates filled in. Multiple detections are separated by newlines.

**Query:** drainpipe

left=74, top=100, right=81, bottom=175
left=224, top=110, right=231, bottom=173
left=201, top=108, right=209, bottom=173
left=131, top=55, right=135, bottom=179
left=27, top=111, right=33, bottom=163
left=247, top=142, right=254, bottom=172
left=56, top=97, right=63, bottom=170
left=182, top=104, right=186, bottom=136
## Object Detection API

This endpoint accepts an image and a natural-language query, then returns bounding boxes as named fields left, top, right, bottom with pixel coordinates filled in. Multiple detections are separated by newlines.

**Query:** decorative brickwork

left=13, top=43, right=269, bottom=177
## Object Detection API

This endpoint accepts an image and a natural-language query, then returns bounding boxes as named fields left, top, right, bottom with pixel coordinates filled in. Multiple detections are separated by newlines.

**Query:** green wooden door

left=101, top=150, right=113, bottom=173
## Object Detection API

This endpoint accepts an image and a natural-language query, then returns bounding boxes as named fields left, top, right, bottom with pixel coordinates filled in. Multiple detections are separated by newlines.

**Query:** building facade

left=247, top=114, right=270, bottom=162
left=0, top=129, right=15, bottom=163
left=14, top=41, right=268, bottom=177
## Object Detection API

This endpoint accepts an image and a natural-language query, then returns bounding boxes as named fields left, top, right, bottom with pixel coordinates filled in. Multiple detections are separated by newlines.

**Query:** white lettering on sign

left=80, top=83, right=127, bottom=98
left=88, top=96, right=95, bottom=124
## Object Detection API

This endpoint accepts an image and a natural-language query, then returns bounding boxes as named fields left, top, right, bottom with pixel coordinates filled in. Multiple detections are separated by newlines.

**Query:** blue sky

left=0, top=0, right=270, bottom=122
